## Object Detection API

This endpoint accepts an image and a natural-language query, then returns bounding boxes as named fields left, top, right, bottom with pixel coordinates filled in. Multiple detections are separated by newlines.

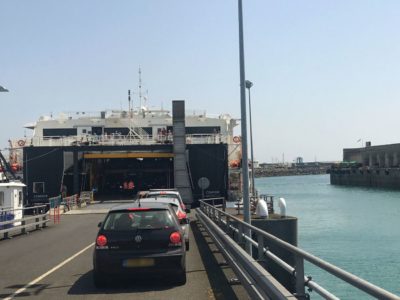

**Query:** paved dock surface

left=0, top=202, right=248, bottom=300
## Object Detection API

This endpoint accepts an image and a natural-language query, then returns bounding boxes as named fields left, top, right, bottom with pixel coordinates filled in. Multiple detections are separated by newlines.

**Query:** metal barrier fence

left=0, top=205, right=49, bottom=239
left=62, top=194, right=78, bottom=211
left=197, top=200, right=400, bottom=300
left=49, top=196, right=62, bottom=224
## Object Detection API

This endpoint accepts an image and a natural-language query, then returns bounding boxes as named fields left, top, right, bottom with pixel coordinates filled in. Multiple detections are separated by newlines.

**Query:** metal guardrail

left=196, top=204, right=293, bottom=299
left=0, top=205, right=49, bottom=239
left=197, top=200, right=400, bottom=300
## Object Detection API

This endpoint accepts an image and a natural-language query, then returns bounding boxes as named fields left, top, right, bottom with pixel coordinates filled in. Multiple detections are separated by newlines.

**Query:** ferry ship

left=8, top=100, right=244, bottom=207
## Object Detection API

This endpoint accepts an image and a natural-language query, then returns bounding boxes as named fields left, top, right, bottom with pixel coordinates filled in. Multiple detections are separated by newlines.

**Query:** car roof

left=148, top=190, right=180, bottom=196
left=109, top=201, right=171, bottom=211
left=139, top=197, right=180, bottom=205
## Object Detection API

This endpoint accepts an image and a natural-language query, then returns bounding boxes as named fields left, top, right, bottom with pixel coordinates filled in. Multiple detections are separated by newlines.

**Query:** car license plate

left=123, top=258, right=155, bottom=268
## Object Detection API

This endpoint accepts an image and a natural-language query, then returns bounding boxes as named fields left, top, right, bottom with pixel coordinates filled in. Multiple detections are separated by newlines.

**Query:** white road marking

left=3, top=242, right=95, bottom=300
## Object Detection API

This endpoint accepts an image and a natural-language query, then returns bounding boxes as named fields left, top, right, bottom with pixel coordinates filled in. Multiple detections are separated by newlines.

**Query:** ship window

left=33, top=182, right=45, bottom=194
left=0, top=192, right=4, bottom=206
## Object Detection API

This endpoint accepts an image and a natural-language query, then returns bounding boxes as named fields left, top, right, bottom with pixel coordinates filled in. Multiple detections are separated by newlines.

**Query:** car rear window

left=103, top=209, right=175, bottom=231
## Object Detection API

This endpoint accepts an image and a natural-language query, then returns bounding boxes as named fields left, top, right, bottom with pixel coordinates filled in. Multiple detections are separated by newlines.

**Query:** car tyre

left=175, top=271, right=187, bottom=285
left=93, top=271, right=107, bottom=288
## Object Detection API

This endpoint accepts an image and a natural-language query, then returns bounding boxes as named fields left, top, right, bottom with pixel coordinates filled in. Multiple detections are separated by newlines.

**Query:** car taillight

left=96, top=235, right=107, bottom=247
left=177, top=210, right=186, bottom=220
left=169, top=232, right=181, bottom=245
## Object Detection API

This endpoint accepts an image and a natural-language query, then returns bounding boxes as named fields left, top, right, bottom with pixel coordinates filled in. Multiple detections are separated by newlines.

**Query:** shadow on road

left=190, top=220, right=240, bottom=300
left=68, top=270, right=176, bottom=295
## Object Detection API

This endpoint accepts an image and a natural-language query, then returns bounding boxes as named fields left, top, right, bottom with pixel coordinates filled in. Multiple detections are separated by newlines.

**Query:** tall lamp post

left=245, top=80, right=255, bottom=197
left=238, top=0, right=252, bottom=254
left=0, top=85, right=9, bottom=92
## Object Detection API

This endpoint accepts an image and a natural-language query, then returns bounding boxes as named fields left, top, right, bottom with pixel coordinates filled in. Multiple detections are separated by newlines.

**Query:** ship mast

left=139, top=67, right=143, bottom=110
left=127, top=89, right=140, bottom=140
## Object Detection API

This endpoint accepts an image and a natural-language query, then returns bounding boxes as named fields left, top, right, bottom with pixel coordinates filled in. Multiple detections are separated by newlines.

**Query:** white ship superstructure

left=7, top=102, right=244, bottom=205
left=14, top=108, right=237, bottom=146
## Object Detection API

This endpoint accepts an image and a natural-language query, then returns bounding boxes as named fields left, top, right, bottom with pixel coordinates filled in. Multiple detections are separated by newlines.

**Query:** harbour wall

left=255, top=166, right=328, bottom=178
left=330, top=168, right=400, bottom=189
left=331, top=142, right=400, bottom=189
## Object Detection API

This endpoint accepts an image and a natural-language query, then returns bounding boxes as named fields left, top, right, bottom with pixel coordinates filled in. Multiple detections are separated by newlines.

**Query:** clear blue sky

left=1, top=1, right=400, bottom=163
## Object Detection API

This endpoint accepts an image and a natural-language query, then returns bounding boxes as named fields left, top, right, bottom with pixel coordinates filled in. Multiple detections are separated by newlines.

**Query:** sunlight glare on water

left=255, top=174, right=400, bottom=299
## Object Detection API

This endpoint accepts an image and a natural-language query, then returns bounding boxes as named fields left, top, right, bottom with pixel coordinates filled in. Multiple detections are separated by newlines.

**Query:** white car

left=138, top=197, right=190, bottom=250
left=147, top=189, right=188, bottom=212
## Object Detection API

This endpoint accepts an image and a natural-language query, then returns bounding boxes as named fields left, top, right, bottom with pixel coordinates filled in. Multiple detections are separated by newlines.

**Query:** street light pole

left=238, top=0, right=252, bottom=254
left=245, top=80, right=255, bottom=197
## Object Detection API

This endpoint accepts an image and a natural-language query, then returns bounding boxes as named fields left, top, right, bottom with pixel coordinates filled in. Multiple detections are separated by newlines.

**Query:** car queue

left=93, top=190, right=190, bottom=287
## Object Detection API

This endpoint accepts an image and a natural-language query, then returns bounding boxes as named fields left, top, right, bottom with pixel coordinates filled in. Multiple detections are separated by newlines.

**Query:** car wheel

left=93, top=271, right=107, bottom=288
left=185, top=241, right=189, bottom=251
left=175, top=271, right=187, bottom=285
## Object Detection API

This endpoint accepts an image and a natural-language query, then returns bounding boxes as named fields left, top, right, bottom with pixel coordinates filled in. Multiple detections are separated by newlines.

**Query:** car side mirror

left=185, top=208, right=191, bottom=213
left=97, top=222, right=102, bottom=228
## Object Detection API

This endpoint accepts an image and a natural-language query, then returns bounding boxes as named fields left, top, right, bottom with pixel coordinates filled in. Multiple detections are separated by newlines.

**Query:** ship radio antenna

left=127, top=84, right=142, bottom=140
left=138, top=67, right=142, bottom=110
left=128, top=89, right=131, bottom=117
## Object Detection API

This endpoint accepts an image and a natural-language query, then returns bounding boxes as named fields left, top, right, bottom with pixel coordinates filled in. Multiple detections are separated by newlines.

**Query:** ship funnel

left=278, top=197, right=287, bottom=218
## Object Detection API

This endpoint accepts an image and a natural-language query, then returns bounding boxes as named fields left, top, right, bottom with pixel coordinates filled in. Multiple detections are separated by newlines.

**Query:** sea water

left=255, top=174, right=400, bottom=299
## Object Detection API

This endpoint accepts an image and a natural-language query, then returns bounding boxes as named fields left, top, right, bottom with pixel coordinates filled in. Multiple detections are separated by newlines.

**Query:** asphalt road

left=0, top=206, right=248, bottom=300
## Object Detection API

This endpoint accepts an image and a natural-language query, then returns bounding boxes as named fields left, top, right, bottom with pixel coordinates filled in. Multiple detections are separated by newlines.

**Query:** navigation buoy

left=233, top=136, right=241, bottom=143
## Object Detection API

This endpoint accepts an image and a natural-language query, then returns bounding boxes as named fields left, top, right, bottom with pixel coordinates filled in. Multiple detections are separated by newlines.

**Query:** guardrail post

left=216, top=210, right=221, bottom=226
left=226, top=215, right=231, bottom=235
left=21, top=219, right=26, bottom=234
left=257, top=234, right=265, bottom=261
left=36, top=216, right=40, bottom=230
left=295, top=255, right=306, bottom=298
left=42, top=215, right=47, bottom=228
left=237, top=223, right=244, bottom=246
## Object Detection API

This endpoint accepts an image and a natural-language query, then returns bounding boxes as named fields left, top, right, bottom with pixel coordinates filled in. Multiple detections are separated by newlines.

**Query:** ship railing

left=185, top=134, right=228, bottom=144
left=197, top=200, right=400, bottom=300
left=0, top=205, right=49, bottom=239
left=19, top=133, right=230, bottom=147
